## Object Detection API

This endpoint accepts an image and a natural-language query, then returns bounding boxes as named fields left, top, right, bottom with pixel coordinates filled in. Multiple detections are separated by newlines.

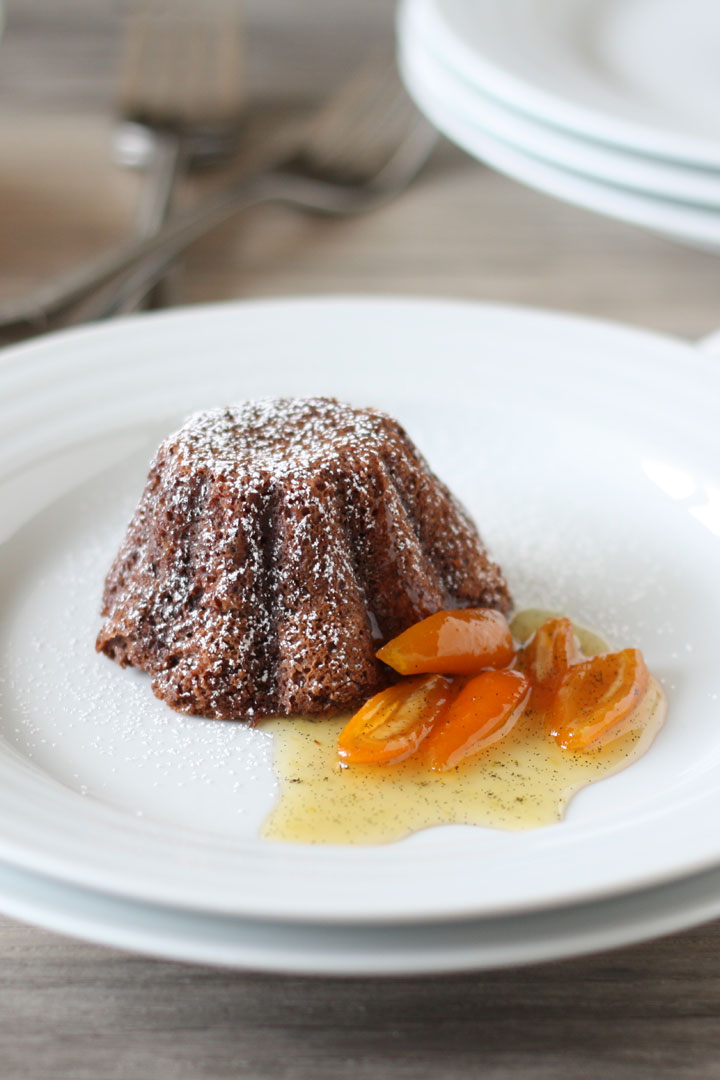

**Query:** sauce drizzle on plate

left=261, top=610, right=666, bottom=845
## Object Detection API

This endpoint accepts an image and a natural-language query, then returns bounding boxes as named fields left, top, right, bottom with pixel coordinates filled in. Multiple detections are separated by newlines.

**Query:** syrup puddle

left=261, top=610, right=666, bottom=844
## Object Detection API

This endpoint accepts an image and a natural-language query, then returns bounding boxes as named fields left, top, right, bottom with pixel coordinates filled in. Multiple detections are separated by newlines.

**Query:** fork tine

left=118, top=0, right=245, bottom=130
left=114, top=0, right=246, bottom=315
left=300, top=57, right=426, bottom=183
left=319, top=80, right=420, bottom=179
left=212, top=3, right=246, bottom=121
left=176, top=1, right=245, bottom=128
left=299, top=52, right=399, bottom=156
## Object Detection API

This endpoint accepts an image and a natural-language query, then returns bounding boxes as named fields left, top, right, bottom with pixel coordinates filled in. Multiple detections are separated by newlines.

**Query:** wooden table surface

left=2, top=2, right=720, bottom=1078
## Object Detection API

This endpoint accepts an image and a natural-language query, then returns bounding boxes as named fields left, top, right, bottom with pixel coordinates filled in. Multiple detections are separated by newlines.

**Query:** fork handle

left=0, top=172, right=367, bottom=338
left=112, top=130, right=184, bottom=315
left=134, top=132, right=183, bottom=237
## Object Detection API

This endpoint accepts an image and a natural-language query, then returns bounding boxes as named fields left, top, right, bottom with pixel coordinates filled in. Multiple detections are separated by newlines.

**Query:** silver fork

left=111, top=0, right=245, bottom=312
left=0, top=53, right=436, bottom=339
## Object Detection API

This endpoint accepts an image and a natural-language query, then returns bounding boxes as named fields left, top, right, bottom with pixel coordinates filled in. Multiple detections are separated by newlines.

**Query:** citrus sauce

left=260, top=610, right=666, bottom=845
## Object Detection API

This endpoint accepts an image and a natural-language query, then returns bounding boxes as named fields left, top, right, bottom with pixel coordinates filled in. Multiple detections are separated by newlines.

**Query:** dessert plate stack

left=2, top=297, right=720, bottom=974
left=398, top=0, right=720, bottom=252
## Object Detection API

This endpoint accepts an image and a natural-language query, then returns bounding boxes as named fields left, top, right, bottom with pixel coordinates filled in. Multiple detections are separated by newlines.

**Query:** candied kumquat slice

left=337, top=674, right=456, bottom=766
left=524, top=617, right=580, bottom=687
left=424, top=669, right=530, bottom=772
left=550, top=647, right=649, bottom=751
left=376, top=608, right=515, bottom=677
left=522, top=616, right=580, bottom=709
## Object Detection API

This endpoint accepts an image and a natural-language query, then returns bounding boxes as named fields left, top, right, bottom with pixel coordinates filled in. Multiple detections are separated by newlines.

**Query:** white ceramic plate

left=407, top=0, right=720, bottom=169
left=6, top=855, right=720, bottom=975
left=399, top=38, right=720, bottom=254
left=1, top=298, right=719, bottom=925
left=399, top=4, right=720, bottom=209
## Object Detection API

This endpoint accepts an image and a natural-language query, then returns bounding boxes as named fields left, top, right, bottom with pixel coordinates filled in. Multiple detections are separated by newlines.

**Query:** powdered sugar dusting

left=96, top=398, right=510, bottom=721
left=0, top=441, right=278, bottom=834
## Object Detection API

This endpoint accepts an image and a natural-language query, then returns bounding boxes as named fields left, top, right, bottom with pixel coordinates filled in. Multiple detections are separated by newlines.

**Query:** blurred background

left=0, top=0, right=718, bottom=338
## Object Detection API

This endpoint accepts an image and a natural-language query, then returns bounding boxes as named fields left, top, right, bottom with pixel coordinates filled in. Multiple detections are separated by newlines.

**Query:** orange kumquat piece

left=424, top=668, right=530, bottom=772
left=550, top=647, right=649, bottom=751
left=522, top=616, right=580, bottom=709
left=337, top=674, right=456, bottom=766
left=376, top=608, right=515, bottom=677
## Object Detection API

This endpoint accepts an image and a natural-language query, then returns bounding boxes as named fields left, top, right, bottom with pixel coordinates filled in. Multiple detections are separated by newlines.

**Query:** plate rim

left=404, top=0, right=720, bottom=170
left=398, top=36, right=720, bottom=253
left=4, top=854, right=720, bottom=974
left=1, top=294, right=720, bottom=926
left=399, top=9, right=720, bottom=210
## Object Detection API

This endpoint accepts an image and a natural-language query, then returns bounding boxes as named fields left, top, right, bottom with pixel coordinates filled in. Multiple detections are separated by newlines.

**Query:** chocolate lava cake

left=96, top=398, right=511, bottom=720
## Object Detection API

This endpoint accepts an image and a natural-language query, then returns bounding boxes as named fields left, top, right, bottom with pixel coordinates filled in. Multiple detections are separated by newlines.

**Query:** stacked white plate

left=3, top=297, right=720, bottom=975
left=398, top=0, right=720, bottom=252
